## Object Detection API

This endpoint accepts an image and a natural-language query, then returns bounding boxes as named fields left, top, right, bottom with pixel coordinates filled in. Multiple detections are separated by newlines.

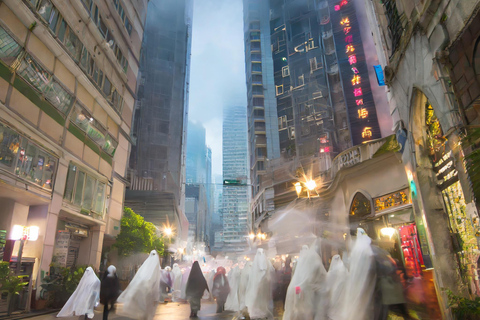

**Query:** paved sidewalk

left=27, top=301, right=236, bottom=320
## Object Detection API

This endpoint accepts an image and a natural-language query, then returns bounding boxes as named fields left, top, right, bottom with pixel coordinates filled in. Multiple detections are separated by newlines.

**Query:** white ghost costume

left=245, top=248, right=274, bottom=319
left=180, top=266, right=191, bottom=300
left=205, top=269, right=216, bottom=300
left=117, top=250, right=161, bottom=320
left=225, top=265, right=241, bottom=311
left=57, top=267, right=100, bottom=319
left=238, top=262, right=251, bottom=310
left=172, top=263, right=183, bottom=301
left=160, top=266, right=172, bottom=302
left=341, top=228, right=375, bottom=320
left=283, top=245, right=327, bottom=320
left=326, top=255, right=348, bottom=319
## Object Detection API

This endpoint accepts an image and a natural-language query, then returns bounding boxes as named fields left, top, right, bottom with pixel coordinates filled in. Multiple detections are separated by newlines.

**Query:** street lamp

left=164, top=227, right=173, bottom=237
left=305, top=180, right=316, bottom=191
left=10, top=225, right=39, bottom=275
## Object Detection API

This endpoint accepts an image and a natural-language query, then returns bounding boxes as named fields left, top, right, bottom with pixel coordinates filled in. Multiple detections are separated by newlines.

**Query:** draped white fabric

left=238, top=262, right=251, bottom=310
left=172, top=263, right=183, bottom=302
left=245, top=248, right=274, bottom=319
left=204, top=269, right=216, bottom=300
left=225, top=266, right=241, bottom=311
left=326, top=255, right=348, bottom=320
left=159, top=268, right=171, bottom=302
left=180, top=266, right=191, bottom=300
left=283, top=245, right=327, bottom=320
left=117, top=250, right=162, bottom=320
left=340, top=229, right=375, bottom=320
left=57, top=267, right=100, bottom=319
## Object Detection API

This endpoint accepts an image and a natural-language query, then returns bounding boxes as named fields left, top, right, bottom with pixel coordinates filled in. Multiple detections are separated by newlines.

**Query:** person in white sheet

left=172, top=263, right=183, bottom=302
left=206, top=269, right=216, bottom=301
left=341, top=228, right=376, bottom=320
left=117, top=250, right=162, bottom=320
left=225, top=265, right=241, bottom=312
left=245, top=248, right=274, bottom=319
left=283, top=245, right=327, bottom=320
left=160, top=266, right=173, bottom=302
left=57, top=267, right=100, bottom=319
left=238, top=261, right=251, bottom=310
left=326, top=255, right=348, bottom=320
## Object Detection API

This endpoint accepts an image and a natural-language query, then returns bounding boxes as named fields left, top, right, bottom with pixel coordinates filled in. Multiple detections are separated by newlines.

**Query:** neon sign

left=332, top=0, right=381, bottom=144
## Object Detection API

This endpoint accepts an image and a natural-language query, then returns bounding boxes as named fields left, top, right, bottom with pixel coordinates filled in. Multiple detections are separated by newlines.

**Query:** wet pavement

left=26, top=300, right=268, bottom=320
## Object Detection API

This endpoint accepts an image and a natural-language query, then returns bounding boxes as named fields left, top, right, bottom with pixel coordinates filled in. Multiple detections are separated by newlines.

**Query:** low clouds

left=189, top=0, right=247, bottom=176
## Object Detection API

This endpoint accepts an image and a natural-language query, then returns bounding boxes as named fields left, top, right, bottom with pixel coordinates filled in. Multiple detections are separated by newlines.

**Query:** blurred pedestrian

left=185, top=261, right=210, bottom=317
left=238, top=261, right=251, bottom=310
left=172, top=263, right=183, bottom=302
left=284, top=245, right=327, bottom=320
left=57, top=267, right=100, bottom=319
left=117, top=250, right=161, bottom=320
left=212, top=266, right=230, bottom=313
left=326, top=255, right=348, bottom=320
left=245, top=248, right=274, bottom=319
left=225, top=265, right=241, bottom=312
left=160, top=266, right=173, bottom=302
left=373, top=247, right=412, bottom=320
left=100, top=265, right=120, bottom=320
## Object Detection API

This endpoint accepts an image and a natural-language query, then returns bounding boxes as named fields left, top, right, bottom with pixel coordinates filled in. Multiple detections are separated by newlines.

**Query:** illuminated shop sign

left=374, top=188, right=411, bottom=213
left=330, top=0, right=381, bottom=145
left=434, top=151, right=458, bottom=190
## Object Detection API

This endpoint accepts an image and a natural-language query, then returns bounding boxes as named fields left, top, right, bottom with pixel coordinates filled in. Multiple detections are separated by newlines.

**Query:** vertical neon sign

left=330, top=0, right=381, bottom=145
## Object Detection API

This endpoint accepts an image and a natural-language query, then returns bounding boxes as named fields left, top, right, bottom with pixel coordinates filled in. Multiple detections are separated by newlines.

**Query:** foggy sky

left=189, top=0, right=247, bottom=176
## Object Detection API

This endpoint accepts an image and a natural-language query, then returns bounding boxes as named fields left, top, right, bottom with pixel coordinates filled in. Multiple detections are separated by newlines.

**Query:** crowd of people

left=54, top=228, right=412, bottom=320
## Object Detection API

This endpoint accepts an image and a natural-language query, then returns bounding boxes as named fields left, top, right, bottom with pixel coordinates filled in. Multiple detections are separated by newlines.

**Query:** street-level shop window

left=350, top=192, right=372, bottom=220
left=64, top=163, right=106, bottom=219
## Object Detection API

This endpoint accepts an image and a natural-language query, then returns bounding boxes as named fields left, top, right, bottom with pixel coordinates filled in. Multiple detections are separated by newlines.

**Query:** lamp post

left=10, top=225, right=39, bottom=275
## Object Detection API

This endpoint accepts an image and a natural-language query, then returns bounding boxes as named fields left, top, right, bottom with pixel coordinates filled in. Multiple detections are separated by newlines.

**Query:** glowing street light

left=164, top=227, right=173, bottom=237
left=305, top=180, right=316, bottom=191
left=249, top=233, right=255, bottom=240
left=295, top=182, right=302, bottom=196
left=380, top=227, right=396, bottom=238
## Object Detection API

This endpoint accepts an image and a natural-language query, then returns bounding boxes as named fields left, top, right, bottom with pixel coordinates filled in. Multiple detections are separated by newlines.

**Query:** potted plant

left=0, top=262, right=28, bottom=316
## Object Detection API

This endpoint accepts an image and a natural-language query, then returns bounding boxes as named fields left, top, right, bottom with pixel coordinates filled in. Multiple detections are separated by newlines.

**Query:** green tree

left=114, top=207, right=165, bottom=257
left=0, top=261, right=28, bottom=315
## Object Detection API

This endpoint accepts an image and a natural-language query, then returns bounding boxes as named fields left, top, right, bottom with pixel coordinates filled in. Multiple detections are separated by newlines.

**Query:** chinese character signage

left=330, top=0, right=381, bottom=145
left=373, top=188, right=411, bottom=212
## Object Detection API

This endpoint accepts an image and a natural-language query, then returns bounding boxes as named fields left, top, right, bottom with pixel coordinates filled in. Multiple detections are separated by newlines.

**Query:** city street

left=28, top=302, right=238, bottom=320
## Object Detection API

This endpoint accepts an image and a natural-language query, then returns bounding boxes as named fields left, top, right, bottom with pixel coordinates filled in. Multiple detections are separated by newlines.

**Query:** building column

left=89, top=224, right=106, bottom=269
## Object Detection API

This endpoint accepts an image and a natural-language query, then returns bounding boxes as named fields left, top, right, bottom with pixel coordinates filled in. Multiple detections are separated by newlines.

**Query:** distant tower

left=222, top=106, right=249, bottom=253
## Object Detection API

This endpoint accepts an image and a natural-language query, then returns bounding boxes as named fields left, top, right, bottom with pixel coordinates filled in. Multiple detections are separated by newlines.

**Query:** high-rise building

left=243, top=0, right=281, bottom=197
left=222, top=105, right=249, bottom=253
left=212, top=174, right=224, bottom=251
left=186, top=121, right=207, bottom=184
left=205, top=147, right=213, bottom=248
left=126, top=0, right=193, bottom=240
left=0, top=0, right=147, bottom=307
left=243, top=0, right=383, bottom=234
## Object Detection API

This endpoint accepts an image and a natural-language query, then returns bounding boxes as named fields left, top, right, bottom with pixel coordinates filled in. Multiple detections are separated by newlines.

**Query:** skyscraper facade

left=243, top=0, right=281, bottom=197
left=222, top=106, right=249, bottom=253
left=0, top=0, right=147, bottom=307
left=186, top=121, right=207, bottom=184
left=126, top=0, right=193, bottom=240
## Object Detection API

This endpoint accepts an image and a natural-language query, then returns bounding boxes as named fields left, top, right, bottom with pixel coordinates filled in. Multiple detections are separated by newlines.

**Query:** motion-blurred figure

left=185, top=261, right=210, bottom=317
left=172, top=263, right=183, bottom=302
left=284, top=245, right=327, bottom=320
left=160, top=266, right=173, bottom=302
left=57, top=267, right=100, bottom=319
left=225, top=265, right=241, bottom=311
left=117, top=250, right=161, bottom=320
left=238, top=261, right=252, bottom=310
left=100, top=265, right=120, bottom=320
left=341, top=228, right=376, bottom=320
left=326, top=255, right=347, bottom=320
left=212, top=266, right=230, bottom=313
left=245, top=248, right=274, bottom=319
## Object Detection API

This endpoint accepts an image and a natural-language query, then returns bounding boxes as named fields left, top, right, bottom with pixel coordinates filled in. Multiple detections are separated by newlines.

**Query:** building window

left=282, top=66, right=290, bottom=77
left=382, top=0, right=403, bottom=56
left=276, top=84, right=283, bottom=96
left=252, top=63, right=262, bottom=72
left=0, top=124, right=21, bottom=168
left=0, top=27, right=22, bottom=66
left=113, top=0, right=133, bottom=35
left=288, top=127, right=295, bottom=139
left=43, top=78, right=74, bottom=115
left=15, top=139, right=57, bottom=190
left=252, top=97, right=264, bottom=106
left=278, top=115, right=287, bottom=129
left=64, top=163, right=106, bottom=218
left=17, top=54, right=52, bottom=93
left=297, top=74, right=304, bottom=87
left=310, top=57, right=322, bottom=72
left=350, top=192, right=372, bottom=220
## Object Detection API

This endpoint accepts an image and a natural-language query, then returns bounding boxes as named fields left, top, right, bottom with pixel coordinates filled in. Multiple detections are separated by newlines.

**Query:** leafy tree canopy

left=114, top=207, right=164, bottom=256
